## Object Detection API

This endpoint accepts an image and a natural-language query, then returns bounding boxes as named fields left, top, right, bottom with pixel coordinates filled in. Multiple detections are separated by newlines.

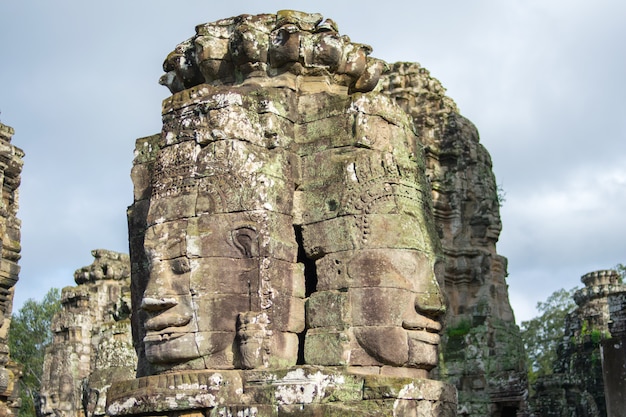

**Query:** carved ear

left=232, top=227, right=258, bottom=258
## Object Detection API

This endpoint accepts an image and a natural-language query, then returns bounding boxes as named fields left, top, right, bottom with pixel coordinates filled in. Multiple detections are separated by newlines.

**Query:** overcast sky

left=1, top=1, right=624, bottom=324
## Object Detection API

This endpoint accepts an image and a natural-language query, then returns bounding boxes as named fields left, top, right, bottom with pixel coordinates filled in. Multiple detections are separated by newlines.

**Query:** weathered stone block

left=301, top=217, right=359, bottom=256
left=304, top=329, right=350, bottom=366
left=147, top=190, right=198, bottom=226
left=349, top=288, right=411, bottom=326
left=295, top=113, right=355, bottom=148
left=296, top=91, right=351, bottom=124
left=268, top=296, right=305, bottom=333
left=194, top=294, right=252, bottom=331
left=144, top=220, right=188, bottom=260
left=306, top=290, right=350, bottom=329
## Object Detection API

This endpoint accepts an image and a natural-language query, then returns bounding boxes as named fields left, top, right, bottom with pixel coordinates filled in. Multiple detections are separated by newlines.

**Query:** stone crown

left=159, top=10, right=384, bottom=94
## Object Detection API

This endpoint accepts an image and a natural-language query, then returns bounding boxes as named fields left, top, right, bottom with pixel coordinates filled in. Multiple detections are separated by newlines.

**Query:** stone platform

left=106, top=366, right=456, bottom=416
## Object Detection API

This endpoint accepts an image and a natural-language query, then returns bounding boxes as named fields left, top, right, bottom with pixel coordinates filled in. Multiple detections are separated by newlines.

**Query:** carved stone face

left=292, top=106, right=446, bottom=372
left=140, top=256, right=201, bottom=366
left=138, top=136, right=302, bottom=371
left=140, top=222, right=260, bottom=370
left=348, top=249, right=444, bottom=369
left=306, top=210, right=445, bottom=372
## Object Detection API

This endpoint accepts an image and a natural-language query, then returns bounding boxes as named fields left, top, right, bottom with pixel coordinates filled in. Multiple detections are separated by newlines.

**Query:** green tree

left=520, top=287, right=577, bottom=385
left=8, top=288, right=61, bottom=417
left=615, top=263, right=626, bottom=283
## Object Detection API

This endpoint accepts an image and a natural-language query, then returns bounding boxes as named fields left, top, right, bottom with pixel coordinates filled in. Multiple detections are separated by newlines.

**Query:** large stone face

left=379, top=63, right=528, bottom=416
left=39, top=249, right=136, bottom=417
left=0, top=122, right=24, bottom=416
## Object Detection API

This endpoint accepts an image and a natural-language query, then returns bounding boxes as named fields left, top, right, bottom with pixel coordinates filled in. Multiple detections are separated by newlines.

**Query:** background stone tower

left=532, top=270, right=625, bottom=416
left=39, top=250, right=136, bottom=417
left=603, top=280, right=626, bottom=416
left=0, top=121, right=24, bottom=416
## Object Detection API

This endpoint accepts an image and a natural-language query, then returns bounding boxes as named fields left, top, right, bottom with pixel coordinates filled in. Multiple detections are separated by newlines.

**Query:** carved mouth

left=402, top=315, right=442, bottom=345
left=144, top=313, right=193, bottom=332
left=143, top=332, right=187, bottom=344
left=406, top=329, right=441, bottom=345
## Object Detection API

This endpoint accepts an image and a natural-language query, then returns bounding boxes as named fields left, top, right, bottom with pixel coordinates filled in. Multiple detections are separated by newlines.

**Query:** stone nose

left=415, top=291, right=446, bottom=319
left=415, top=274, right=446, bottom=320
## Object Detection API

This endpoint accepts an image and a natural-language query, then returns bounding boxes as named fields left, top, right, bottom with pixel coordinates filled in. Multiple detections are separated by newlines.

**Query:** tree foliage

left=520, top=287, right=577, bottom=384
left=8, top=288, right=61, bottom=417
left=615, top=263, right=626, bottom=282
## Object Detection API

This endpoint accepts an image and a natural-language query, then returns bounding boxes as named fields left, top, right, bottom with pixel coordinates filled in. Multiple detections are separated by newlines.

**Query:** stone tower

left=532, top=269, right=626, bottom=416
left=113, top=11, right=456, bottom=416
left=0, top=121, right=24, bottom=416
left=39, top=250, right=136, bottom=417
left=380, top=64, right=528, bottom=416
left=603, top=279, right=626, bottom=416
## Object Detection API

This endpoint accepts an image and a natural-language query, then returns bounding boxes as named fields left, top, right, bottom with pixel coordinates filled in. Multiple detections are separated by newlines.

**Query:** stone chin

left=354, top=326, right=440, bottom=370
left=407, top=331, right=440, bottom=370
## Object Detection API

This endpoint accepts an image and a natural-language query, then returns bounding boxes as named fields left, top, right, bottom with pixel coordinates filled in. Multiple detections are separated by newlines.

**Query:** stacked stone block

left=0, top=121, right=24, bottom=416
left=39, top=250, right=136, bottom=417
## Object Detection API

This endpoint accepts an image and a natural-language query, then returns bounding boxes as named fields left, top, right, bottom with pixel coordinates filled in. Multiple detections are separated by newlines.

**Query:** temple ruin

left=39, top=250, right=135, bottom=417
left=531, top=270, right=626, bottom=416
left=0, top=121, right=24, bottom=416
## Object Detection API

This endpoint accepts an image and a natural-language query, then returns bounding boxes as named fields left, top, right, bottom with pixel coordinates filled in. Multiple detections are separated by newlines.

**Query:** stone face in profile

left=128, top=10, right=445, bottom=378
